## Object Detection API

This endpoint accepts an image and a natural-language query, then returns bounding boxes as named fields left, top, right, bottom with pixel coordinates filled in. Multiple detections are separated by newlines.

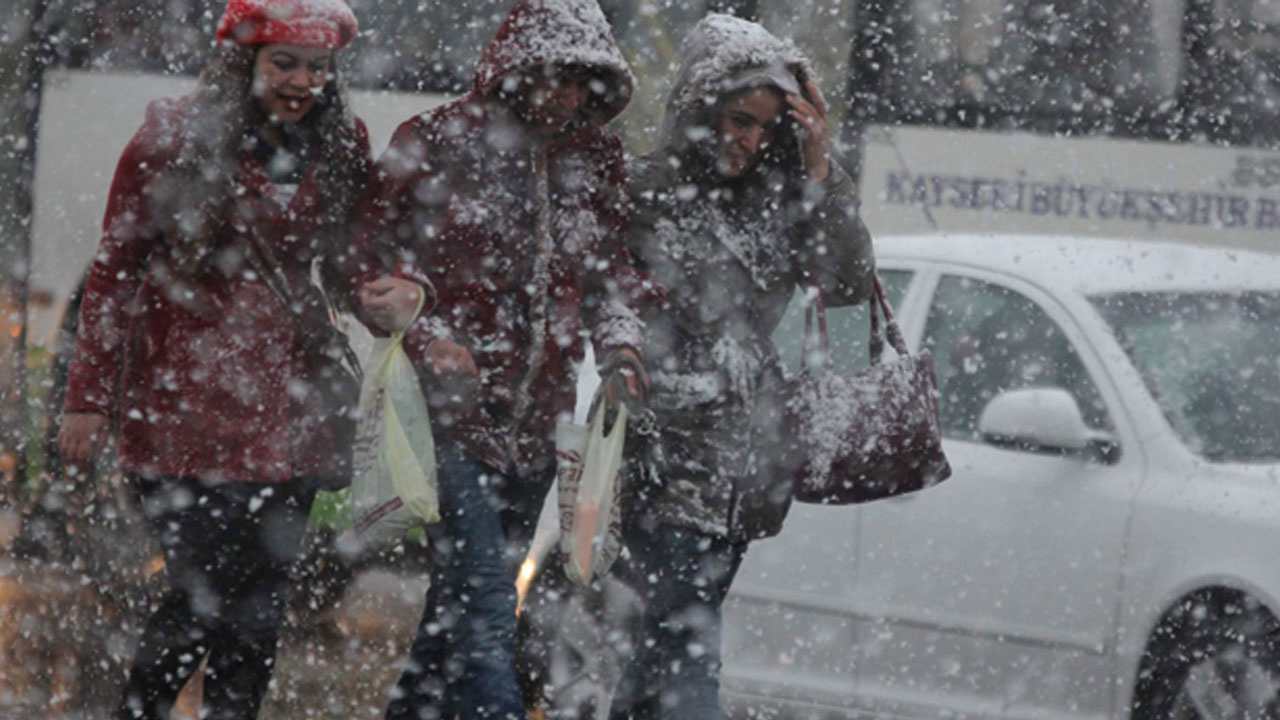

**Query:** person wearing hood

left=355, top=1, right=657, bottom=718
left=608, top=14, right=876, bottom=720
left=57, top=1, right=430, bottom=718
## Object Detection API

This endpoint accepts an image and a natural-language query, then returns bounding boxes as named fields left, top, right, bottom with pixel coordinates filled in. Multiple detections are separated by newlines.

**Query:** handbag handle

left=801, top=287, right=830, bottom=365
left=873, top=276, right=910, bottom=357
left=802, top=275, right=907, bottom=372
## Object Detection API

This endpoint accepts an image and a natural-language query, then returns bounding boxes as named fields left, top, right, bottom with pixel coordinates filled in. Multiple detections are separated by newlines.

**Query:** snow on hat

left=216, top=0, right=358, bottom=49
left=724, top=59, right=802, bottom=97
left=659, top=14, right=811, bottom=147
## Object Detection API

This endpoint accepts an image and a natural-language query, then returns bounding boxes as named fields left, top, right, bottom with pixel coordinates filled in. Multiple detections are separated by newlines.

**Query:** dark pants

left=386, top=447, right=549, bottom=720
left=117, top=476, right=315, bottom=720
left=607, top=525, right=747, bottom=720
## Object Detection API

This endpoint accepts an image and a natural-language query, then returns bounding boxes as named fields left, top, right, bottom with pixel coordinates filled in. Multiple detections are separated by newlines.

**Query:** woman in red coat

left=57, top=1, right=426, bottom=718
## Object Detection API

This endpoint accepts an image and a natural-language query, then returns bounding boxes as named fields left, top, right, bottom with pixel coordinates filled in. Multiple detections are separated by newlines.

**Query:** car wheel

left=1133, top=591, right=1280, bottom=720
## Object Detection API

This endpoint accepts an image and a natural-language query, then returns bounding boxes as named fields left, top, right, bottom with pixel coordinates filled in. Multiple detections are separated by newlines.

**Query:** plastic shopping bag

left=348, top=334, right=439, bottom=550
left=556, top=400, right=628, bottom=585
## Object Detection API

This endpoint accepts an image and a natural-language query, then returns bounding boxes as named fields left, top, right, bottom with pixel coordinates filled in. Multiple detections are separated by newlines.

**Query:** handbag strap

left=802, top=288, right=831, bottom=365
left=507, top=147, right=555, bottom=462
left=240, top=219, right=363, bottom=379
left=868, top=279, right=884, bottom=364
left=802, top=274, right=907, bottom=372
left=872, top=276, right=909, bottom=357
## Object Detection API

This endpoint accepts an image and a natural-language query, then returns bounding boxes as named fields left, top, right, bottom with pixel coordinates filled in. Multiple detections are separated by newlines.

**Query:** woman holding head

left=611, top=14, right=877, bottom=720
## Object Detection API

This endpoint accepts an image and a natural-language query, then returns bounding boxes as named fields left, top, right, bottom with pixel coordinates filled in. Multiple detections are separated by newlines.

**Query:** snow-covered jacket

left=625, top=14, right=876, bottom=541
left=64, top=95, right=413, bottom=485
left=357, top=0, right=657, bottom=478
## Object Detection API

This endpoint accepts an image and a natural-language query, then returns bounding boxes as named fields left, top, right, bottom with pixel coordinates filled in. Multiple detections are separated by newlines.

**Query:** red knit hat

left=216, top=0, right=358, bottom=49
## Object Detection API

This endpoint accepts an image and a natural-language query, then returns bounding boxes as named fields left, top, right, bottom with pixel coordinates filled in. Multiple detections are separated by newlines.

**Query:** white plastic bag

left=348, top=334, right=439, bottom=549
left=556, top=401, right=627, bottom=585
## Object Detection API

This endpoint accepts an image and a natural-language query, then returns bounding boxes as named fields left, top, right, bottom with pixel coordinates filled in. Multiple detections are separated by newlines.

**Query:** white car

left=524, top=233, right=1280, bottom=720
left=722, top=234, right=1280, bottom=720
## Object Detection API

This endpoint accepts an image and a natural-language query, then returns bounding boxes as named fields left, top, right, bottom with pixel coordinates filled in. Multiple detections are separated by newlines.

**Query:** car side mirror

left=978, top=388, right=1120, bottom=464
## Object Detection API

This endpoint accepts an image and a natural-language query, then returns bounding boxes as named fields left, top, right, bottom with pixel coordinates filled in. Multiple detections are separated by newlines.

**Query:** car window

left=1093, top=291, right=1280, bottom=463
left=772, top=270, right=913, bottom=377
left=922, top=275, right=1111, bottom=441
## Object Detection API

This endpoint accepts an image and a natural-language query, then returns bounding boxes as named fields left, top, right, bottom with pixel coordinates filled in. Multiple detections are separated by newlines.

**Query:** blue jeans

left=607, top=525, right=747, bottom=720
left=386, top=447, right=544, bottom=720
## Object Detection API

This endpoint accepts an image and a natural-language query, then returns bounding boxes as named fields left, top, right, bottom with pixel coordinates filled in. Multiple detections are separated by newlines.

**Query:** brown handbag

left=789, top=276, right=951, bottom=504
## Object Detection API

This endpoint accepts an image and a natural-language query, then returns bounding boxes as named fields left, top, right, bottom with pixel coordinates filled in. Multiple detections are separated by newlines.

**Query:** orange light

left=145, top=555, right=166, bottom=577
left=515, top=556, right=538, bottom=615
left=7, top=324, right=18, bottom=339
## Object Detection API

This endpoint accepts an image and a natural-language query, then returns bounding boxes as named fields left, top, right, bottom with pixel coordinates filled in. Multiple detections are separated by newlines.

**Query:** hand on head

left=715, top=77, right=831, bottom=182
left=787, top=79, right=831, bottom=182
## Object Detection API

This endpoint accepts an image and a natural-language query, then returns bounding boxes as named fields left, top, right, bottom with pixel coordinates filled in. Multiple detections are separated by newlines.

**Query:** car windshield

left=1092, top=291, right=1280, bottom=463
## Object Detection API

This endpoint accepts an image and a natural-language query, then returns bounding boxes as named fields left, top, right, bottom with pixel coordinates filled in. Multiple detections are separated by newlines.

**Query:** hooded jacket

left=357, top=0, right=658, bottom=479
left=625, top=14, right=876, bottom=540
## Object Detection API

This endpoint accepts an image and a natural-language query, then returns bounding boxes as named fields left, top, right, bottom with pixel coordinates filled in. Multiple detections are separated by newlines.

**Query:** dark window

left=921, top=275, right=1111, bottom=441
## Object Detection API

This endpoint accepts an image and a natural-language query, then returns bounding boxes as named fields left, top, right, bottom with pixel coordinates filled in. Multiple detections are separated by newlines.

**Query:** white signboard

left=28, top=69, right=449, bottom=346
left=859, top=124, right=1280, bottom=254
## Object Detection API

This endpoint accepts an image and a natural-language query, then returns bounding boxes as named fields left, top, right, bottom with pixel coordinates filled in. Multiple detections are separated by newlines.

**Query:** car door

left=721, top=269, right=917, bottom=713
left=853, top=269, right=1139, bottom=719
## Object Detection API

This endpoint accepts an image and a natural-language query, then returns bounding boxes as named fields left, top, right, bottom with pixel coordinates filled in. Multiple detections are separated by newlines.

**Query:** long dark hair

left=152, top=44, right=369, bottom=283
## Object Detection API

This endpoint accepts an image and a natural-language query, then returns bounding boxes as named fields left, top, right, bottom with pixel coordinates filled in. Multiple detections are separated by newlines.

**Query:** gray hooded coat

left=625, top=15, right=876, bottom=541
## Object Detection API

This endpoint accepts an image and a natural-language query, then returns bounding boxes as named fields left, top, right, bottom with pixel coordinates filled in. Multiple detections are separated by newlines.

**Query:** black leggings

left=117, top=477, right=315, bottom=720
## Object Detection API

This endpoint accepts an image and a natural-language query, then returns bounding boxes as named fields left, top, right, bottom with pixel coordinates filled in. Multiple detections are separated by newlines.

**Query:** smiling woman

left=252, top=45, right=333, bottom=123
left=54, top=2, right=433, bottom=719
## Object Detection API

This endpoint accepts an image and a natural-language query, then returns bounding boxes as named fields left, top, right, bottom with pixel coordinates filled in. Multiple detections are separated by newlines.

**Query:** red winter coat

left=358, top=0, right=660, bottom=477
left=65, top=95, right=422, bottom=485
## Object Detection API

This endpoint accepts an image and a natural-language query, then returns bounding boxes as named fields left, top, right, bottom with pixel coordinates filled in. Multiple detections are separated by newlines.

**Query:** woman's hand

left=58, top=413, right=110, bottom=471
left=359, top=276, right=425, bottom=333
left=425, top=337, right=478, bottom=378
left=602, top=348, right=649, bottom=411
left=787, top=79, right=831, bottom=183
